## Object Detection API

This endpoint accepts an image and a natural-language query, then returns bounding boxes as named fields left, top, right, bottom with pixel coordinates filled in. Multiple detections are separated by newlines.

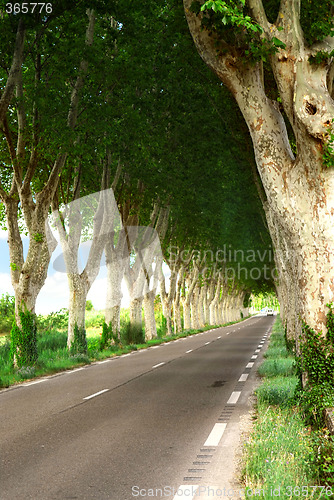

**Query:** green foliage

left=296, top=304, right=334, bottom=426
left=195, top=0, right=285, bottom=63
left=85, top=300, right=94, bottom=311
left=120, top=321, right=145, bottom=345
left=156, top=314, right=168, bottom=338
left=257, top=357, right=296, bottom=378
left=300, top=0, right=334, bottom=45
left=322, top=120, right=334, bottom=169
left=0, top=293, right=15, bottom=333
left=310, top=429, right=334, bottom=486
left=298, top=319, right=334, bottom=387
left=70, top=323, right=87, bottom=355
left=309, top=50, right=334, bottom=66
left=37, top=330, right=67, bottom=352
left=256, top=375, right=298, bottom=406
left=85, top=311, right=105, bottom=329
left=326, top=302, right=334, bottom=344
left=100, top=322, right=120, bottom=350
left=10, top=310, right=38, bottom=368
left=32, top=232, right=44, bottom=243
left=36, top=308, right=69, bottom=333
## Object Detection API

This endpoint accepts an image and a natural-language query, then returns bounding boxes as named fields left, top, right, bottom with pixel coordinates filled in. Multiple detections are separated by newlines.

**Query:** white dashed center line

left=83, top=389, right=109, bottom=400
left=246, top=362, right=254, bottom=368
left=152, top=362, right=165, bottom=369
left=239, top=373, right=248, bottom=382
left=186, top=349, right=193, bottom=354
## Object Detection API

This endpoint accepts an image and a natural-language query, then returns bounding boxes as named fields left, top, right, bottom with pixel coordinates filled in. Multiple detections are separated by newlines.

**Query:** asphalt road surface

left=0, top=315, right=274, bottom=500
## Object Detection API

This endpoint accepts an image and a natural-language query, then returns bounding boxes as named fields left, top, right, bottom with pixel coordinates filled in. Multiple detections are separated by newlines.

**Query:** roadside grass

left=243, top=316, right=333, bottom=498
left=0, top=311, right=251, bottom=389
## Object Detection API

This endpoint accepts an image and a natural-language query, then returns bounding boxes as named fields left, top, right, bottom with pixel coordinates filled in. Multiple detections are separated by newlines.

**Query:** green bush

left=0, top=336, right=11, bottom=362
left=156, top=314, right=168, bottom=338
left=310, top=429, right=334, bottom=486
left=10, top=310, right=38, bottom=367
left=0, top=293, right=15, bottom=333
left=70, top=324, right=87, bottom=354
left=85, top=311, right=105, bottom=329
left=85, top=300, right=94, bottom=311
left=296, top=304, right=334, bottom=425
left=100, top=322, right=120, bottom=350
left=37, top=308, right=69, bottom=333
left=120, top=321, right=145, bottom=345
left=296, top=382, right=334, bottom=427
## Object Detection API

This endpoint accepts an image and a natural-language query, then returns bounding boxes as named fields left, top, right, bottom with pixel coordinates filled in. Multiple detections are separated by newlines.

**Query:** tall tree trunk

left=129, top=297, right=143, bottom=328
left=67, top=273, right=88, bottom=346
left=143, top=290, right=157, bottom=340
left=191, top=282, right=201, bottom=329
left=104, top=238, right=127, bottom=338
left=173, top=268, right=184, bottom=333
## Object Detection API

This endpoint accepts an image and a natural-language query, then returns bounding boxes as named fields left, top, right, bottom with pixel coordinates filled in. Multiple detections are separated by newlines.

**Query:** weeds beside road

left=242, top=316, right=334, bottom=498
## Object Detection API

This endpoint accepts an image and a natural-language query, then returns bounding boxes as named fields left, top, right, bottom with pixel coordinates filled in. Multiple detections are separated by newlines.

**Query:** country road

left=0, top=316, right=274, bottom=500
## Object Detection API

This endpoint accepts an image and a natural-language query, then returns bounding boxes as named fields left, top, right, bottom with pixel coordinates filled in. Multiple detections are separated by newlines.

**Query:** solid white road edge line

left=25, top=379, right=48, bottom=386
left=204, top=422, right=227, bottom=447
left=83, top=389, right=109, bottom=400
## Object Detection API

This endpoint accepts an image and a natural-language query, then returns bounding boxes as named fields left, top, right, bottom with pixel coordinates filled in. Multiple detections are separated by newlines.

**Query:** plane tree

left=184, top=0, right=334, bottom=340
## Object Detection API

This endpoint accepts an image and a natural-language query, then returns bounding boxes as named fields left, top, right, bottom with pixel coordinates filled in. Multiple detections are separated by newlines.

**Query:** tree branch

left=38, top=8, right=95, bottom=209
left=67, top=9, right=95, bottom=129
left=15, top=65, right=26, bottom=161
left=0, top=19, right=26, bottom=124
left=277, top=0, right=304, bottom=49
left=247, top=0, right=271, bottom=35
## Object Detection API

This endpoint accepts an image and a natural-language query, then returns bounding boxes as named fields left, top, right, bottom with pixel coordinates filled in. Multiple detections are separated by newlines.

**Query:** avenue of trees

left=0, top=0, right=281, bottom=365
left=184, top=0, right=334, bottom=344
